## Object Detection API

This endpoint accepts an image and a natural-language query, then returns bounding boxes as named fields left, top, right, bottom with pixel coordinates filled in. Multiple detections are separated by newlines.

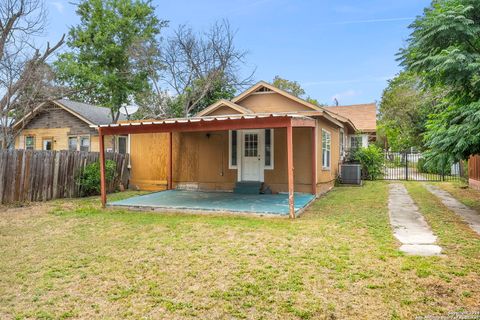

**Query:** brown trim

left=196, top=99, right=253, bottom=117
left=286, top=124, right=295, bottom=218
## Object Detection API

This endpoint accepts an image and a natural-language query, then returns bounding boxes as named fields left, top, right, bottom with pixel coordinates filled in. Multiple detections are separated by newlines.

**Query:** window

left=42, top=138, right=53, bottom=150
left=322, top=129, right=331, bottom=169
left=68, top=137, right=78, bottom=151
left=264, top=129, right=274, bottom=169
left=350, top=135, right=363, bottom=150
left=339, top=129, right=345, bottom=157
left=25, top=136, right=35, bottom=150
left=229, top=130, right=238, bottom=168
left=117, top=136, right=127, bottom=154
left=80, top=136, right=90, bottom=152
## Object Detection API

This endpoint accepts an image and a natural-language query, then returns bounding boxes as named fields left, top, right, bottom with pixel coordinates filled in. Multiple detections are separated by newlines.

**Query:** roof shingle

left=325, top=103, right=377, bottom=132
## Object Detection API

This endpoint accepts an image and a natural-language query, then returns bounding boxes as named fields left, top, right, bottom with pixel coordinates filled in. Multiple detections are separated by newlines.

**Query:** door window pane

left=244, top=133, right=258, bottom=157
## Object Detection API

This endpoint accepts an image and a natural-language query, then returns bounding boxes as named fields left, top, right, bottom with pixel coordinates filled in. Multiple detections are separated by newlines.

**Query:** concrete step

left=234, top=181, right=262, bottom=194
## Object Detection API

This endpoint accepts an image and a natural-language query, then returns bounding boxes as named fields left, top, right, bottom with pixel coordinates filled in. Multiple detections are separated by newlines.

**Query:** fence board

left=0, top=150, right=129, bottom=204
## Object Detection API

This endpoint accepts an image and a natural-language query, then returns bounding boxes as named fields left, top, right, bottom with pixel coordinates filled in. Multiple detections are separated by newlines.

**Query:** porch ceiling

left=91, top=114, right=316, bottom=135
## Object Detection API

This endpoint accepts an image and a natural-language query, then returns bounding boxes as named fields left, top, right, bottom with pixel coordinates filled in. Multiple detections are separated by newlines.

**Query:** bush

left=354, top=145, right=384, bottom=180
left=77, top=160, right=117, bottom=196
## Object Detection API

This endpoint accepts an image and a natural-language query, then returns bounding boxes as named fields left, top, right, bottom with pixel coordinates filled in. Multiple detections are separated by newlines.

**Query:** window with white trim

left=264, top=129, right=274, bottom=169
left=25, top=135, right=35, bottom=150
left=228, top=130, right=238, bottom=169
left=339, top=129, right=345, bottom=158
left=80, top=136, right=90, bottom=151
left=322, top=129, right=331, bottom=169
left=68, top=136, right=77, bottom=151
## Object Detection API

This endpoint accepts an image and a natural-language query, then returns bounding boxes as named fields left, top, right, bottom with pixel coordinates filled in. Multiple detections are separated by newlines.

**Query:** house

left=324, top=103, right=377, bottom=149
left=95, top=81, right=375, bottom=218
left=13, top=99, right=126, bottom=153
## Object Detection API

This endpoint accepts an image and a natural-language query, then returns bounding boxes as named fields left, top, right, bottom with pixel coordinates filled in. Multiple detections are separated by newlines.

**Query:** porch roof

left=91, top=113, right=316, bottom=135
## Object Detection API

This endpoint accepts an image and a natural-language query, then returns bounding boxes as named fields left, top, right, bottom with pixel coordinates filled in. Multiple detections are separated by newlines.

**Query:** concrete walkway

left=425, top=184, right=480, bottom=235
left=388, top=183, right=442, bottom=256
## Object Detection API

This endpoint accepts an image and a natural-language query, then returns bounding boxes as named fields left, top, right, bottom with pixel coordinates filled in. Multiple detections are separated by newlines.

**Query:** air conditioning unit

left=340, top=164, right=362, bottom=185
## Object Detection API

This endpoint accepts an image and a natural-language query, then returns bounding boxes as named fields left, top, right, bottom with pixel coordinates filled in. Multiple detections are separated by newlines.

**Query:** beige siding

left=236, top=92, right=315, bottom=113
left=207, top=105, right=243, bottom=116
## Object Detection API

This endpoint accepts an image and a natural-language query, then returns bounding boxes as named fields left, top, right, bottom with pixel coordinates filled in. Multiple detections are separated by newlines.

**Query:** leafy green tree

left=378, top=72, right=441, bottom=151
left=399, top=0, right=480, bottom=160
left=55, top=0, right=167, bottom=121
left=272, top=76, right=324, bottom=106
left=272, top=76, right=305, bottom=97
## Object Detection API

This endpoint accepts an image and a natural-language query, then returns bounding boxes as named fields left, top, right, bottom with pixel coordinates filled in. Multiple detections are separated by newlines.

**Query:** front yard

left=0, top=182, right=479, bottom=319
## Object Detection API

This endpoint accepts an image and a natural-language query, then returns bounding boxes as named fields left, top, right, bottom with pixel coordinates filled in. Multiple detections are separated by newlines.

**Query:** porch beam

left=311, top=126, right=317, bottom=195
left=97, top=116, right=315, bottom=136
left=99, top=128, right=107, bottom=208
left=286, top=123, right=295, bottom=219
left=168, top=132, right=173, bottom=190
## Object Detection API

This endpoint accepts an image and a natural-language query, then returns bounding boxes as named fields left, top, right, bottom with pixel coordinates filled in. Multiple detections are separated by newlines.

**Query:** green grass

left=0, top=182, right=479, bottom=319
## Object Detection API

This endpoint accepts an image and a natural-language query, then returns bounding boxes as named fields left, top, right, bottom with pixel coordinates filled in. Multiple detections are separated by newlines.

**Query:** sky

left=43, top=0, right=431, bottom=106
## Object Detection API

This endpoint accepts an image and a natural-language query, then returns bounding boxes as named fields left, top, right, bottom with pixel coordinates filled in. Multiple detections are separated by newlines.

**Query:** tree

left=399, top=0, right=480, bottom=160
left=272, top=76, right=305, bottom=97
left=0, top=0, right=65, bottom=148
left=55, top=0, right=166, bottom=122
left=271, top=76, right=324, bottom=106
left=378, top=72, right=442, bottom=151
left=160, top=20, right=253, bottom=117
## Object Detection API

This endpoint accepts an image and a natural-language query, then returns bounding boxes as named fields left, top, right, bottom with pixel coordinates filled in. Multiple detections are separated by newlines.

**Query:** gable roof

left=56, top=99, right=125, bottom=125
left=13, top=99, right=125, bottom=130
left=232, top=81, right=323, bottom=112
left=325, top=103, right=377, bottom=132
left=196, top=99, right=253, bottom=117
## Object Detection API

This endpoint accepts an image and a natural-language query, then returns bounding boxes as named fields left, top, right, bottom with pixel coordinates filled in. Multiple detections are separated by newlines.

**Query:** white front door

left=241, top=130, right=263, bottom=181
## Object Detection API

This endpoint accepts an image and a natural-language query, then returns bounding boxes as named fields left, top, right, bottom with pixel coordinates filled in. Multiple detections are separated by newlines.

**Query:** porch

left=95, top=114, right=318, bottom=218
left=108, top=190, right=315, bottom=216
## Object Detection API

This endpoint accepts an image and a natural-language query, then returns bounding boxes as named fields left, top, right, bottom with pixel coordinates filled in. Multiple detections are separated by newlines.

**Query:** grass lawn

left=0, top=182, right=479, bottom=319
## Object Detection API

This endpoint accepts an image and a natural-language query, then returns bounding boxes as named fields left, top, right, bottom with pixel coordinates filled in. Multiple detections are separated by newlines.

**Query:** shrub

left=354, top=145, right=384, bottom=180
left=77, top=160, right=117, bottom=196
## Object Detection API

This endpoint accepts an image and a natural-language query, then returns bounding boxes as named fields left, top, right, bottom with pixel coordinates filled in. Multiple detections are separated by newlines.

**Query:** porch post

left=286, top=123, right=295, bottom=218
left=311, top=126, right=317, bottom=195
left=168, top=132, right=173, bottom=190
left=99, top=128, right=107, bottom=208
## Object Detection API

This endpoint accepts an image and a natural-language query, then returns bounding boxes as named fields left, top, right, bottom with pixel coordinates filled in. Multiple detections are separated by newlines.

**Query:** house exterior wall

left=316, top=117, right=341, bottom=194
left=207, top=105, right=243, bottom=116
left=14, top=106, right=114, bottom=151
left=128, top=121, right=341, bottom=195
left=236, top=92, right=315, bottom=113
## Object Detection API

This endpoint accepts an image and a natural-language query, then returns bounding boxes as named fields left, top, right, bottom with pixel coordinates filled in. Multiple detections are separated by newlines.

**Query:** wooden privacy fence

left=0, top=150, right=129, bottom=204
left=469, top=155, right=480, bottom=181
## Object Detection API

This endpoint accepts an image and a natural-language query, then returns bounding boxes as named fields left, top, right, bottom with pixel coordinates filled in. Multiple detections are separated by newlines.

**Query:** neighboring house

left=119, top=81, right=367, bottom=195
left=324, top=103, right=377, bottom=150
left=13, top=99, right=127, bottom=153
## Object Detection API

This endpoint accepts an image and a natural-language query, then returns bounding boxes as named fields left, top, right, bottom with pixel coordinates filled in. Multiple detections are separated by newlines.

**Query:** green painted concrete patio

left=108, top=190, right=316, bottom=216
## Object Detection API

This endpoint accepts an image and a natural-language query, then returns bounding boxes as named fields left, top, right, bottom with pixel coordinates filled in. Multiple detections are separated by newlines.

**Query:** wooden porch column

left=286, top=124, right=295, bottom=218
left=311, top=126, right=317, bottom=195
left=168, top=132, right=173, bottom=190
left=99, top=128, right=107, bottom=208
